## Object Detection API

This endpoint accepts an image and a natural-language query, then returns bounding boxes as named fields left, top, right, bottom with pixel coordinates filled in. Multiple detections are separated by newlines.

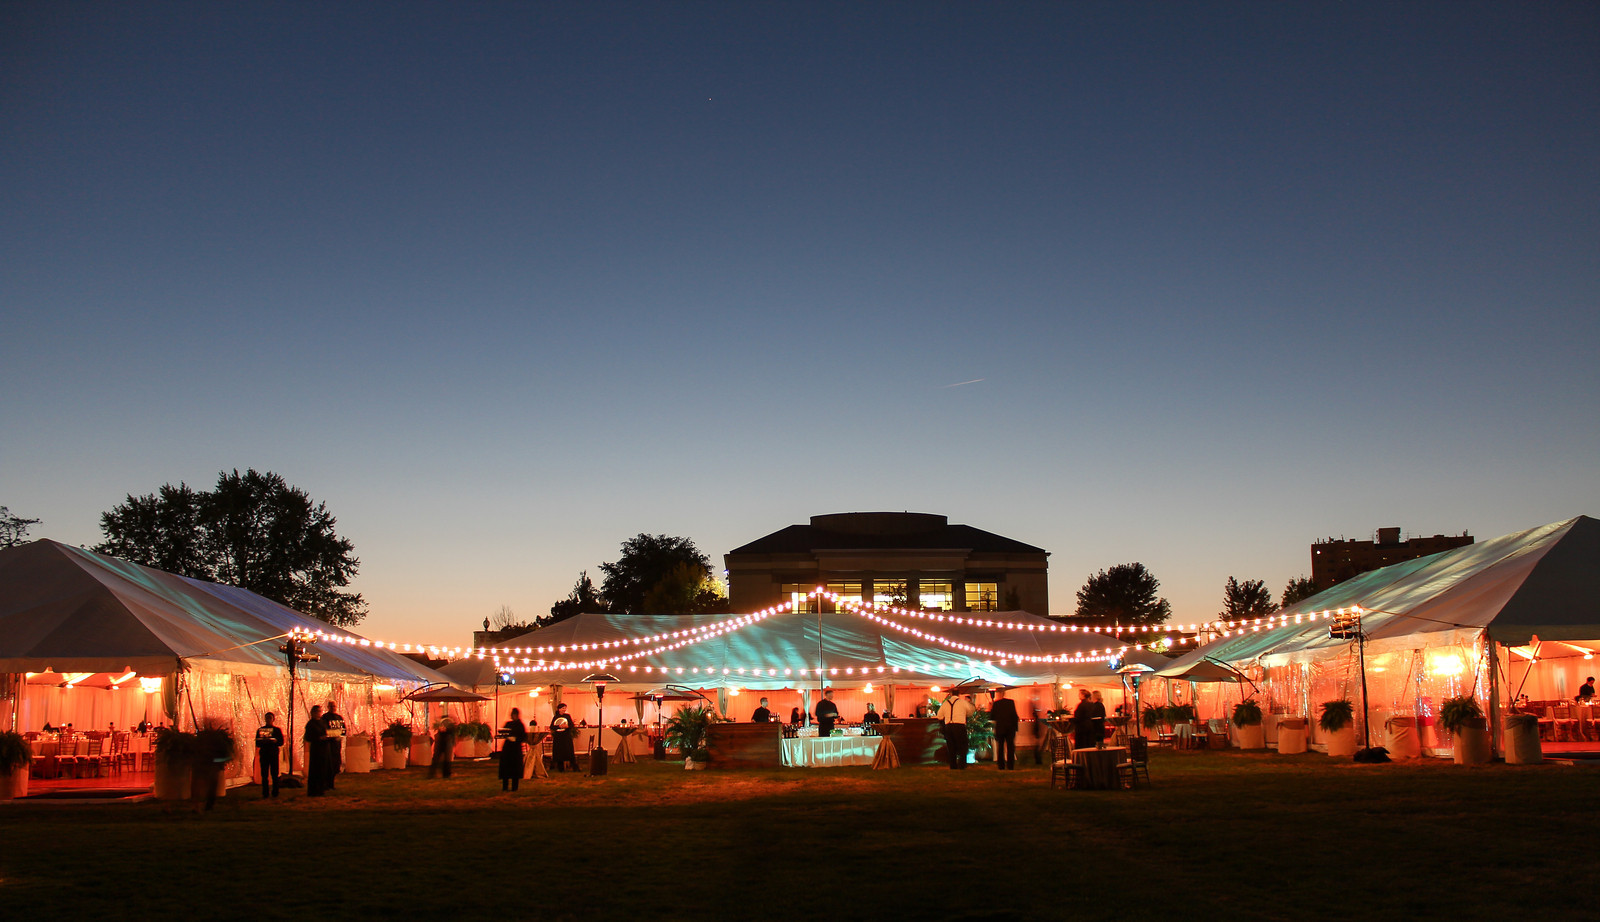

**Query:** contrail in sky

left=940, top=378, right=985, bottom=388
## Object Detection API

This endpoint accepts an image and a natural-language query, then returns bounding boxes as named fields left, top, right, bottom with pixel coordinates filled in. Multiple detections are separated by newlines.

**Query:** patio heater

left=278, top=629, right=319, bottom=786
left=582, top=673, right=618, bottom=776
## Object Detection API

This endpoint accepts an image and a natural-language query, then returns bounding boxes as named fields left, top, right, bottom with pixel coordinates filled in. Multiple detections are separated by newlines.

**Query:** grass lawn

left=3, top=749, right=1596, bottom=921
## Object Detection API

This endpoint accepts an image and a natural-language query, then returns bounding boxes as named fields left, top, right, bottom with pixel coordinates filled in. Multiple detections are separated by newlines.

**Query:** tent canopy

left=467, top=606, right=1160, bottom=692
left=1179, top=515, right=1600, bottom=668
left=0, top=539, right=450, bottom=685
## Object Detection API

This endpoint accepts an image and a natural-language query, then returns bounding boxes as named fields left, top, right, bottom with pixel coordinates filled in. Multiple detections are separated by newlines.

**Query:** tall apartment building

left=1311, top=526, right=1474, bottom=589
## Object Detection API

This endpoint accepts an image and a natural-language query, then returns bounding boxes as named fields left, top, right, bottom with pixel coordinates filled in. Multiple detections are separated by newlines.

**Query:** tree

left=490, top=604, right=532, bottom=632
left=1281, top=576, right=1319, bottom=609
left=0, top=506, right=42, bottom=548
left=1220, top=577, right=1275, bottom=621
left=641, top=561, right=728, bottom=614
left=545, top=571, right=604, bottom=625
left=599, top=534, right=713, bottom=615
left=1073, top=563, right=1171, bottom=625
left=96, top=469, right=367, bottom=626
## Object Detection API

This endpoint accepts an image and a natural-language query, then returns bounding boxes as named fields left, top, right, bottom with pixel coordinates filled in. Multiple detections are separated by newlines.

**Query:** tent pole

left=1486, top=632, right=1501, bottom=761
left=1357, top=631, right=1372, bottom=751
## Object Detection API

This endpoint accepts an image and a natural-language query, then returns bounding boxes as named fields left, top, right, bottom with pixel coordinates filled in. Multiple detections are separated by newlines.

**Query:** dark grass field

left=3, top=749, right=1595, bottom=921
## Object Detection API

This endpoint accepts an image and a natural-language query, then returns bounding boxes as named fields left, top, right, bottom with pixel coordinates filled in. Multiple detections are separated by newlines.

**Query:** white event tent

left=0, top=539, right=460, bottom=783
left=1149, top=515, right=1600, bottom=756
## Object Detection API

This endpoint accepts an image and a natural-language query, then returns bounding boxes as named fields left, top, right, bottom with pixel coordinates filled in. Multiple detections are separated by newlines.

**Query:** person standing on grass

left=255, top=712, right=284, bottom=798
left=814, top=688, right=840, bottom=737
left=304, top=705, right=329, bottom=796
left=989, top=691, right=1019, bottom=770
left=429, top=716, right=456, bottom=779
left=942, top=693, right=975, bottom=769
left=550, top=703, right=579, bottom=772
left=499, top=708, right=527, bottom=791
left=322, top=701, right=346, bottom=788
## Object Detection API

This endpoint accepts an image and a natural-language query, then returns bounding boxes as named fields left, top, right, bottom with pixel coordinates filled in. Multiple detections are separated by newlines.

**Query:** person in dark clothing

left=1071, top=689, right=1106, bottom=750
left=941, top=694, right=975, bottom=769
left=550, top=703, right=579, bottom=772
left=429, top=718, right=456, bottom=779
left=256, top=712, right=284, bottom=798
left=499, top=707, right=527, bottom=791
left=814, top=689, right=840, bottom=737
left=304, top=705, right=329, bottom=796
left=989, top=691, right=1020, bottom=770
left=861, top=702, right=882, bottom=727
left=322, top=701, right=346, bottom=788
left=1577, top=677, right=1596, bottom=702
left=789, top=707, right=804, bottom=727
left=751, top=698, right=772, bottom=723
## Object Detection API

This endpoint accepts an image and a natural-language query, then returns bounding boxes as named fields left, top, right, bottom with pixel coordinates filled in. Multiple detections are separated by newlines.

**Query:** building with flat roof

left=725, top=512, right=1049, bottom=615
left=1311, top=526, right=1474, bottom=589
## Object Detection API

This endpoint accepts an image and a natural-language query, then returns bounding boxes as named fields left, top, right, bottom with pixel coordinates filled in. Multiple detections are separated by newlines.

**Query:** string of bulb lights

left=301, top=590, right=1364, bottom=667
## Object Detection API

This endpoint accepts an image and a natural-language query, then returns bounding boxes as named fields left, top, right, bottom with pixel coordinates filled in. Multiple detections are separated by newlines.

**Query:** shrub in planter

left=1141, top=704, right=1164, bottom=732
left=153, top=727, right=197, bottom=800
left=967, top=708, right=995, bottom=760
left=0, top=731, right=32, bottom=800
left=191, top=722, right=238, bottom=802
left=1318, top=699, right=1358, bottom=757
left=1232, top=700, right=1265, bottom=749
left=1440, top=696, right=1490, bottom=765
left=1504, top=713, right=1542, bottom=764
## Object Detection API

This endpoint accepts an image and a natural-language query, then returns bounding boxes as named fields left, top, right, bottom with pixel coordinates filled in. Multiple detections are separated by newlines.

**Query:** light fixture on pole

left=582, top=672, right=619, bottom=776
left=1330, top=609, right=1383, bottom=761
left=278, top=628, right=319, bottom=786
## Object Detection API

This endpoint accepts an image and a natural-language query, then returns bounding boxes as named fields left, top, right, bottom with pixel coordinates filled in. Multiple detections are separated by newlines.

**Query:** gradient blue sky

left=3, top=3, right=1596, bottom=646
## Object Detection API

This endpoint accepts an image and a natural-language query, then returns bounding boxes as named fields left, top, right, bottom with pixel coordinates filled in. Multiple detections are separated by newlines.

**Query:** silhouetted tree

left=0, top=506, right=42, bottom=548
left=1073, top=563, right=1171, bottom=625
left=96, top=469, right=367, bottom=626
left=1220, top=577, right=1275, bottom=621
left=599, top=534, right=712, bottom=614
left=545, top=571, right=605, bottom=625
left=1280, top=576, right=1319, bottom=609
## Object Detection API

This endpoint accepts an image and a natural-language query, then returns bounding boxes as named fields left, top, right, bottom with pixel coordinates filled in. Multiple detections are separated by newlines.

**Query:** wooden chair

left=1050, top=735, right=1080, bottom=790
left=81, top=737, right=105, bottom=777
left=55, top=734, right=80, bottom=779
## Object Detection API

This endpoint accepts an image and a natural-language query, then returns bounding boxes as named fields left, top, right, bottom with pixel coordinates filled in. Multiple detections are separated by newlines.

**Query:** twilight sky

left=3, top=2, right=1596, bottom=647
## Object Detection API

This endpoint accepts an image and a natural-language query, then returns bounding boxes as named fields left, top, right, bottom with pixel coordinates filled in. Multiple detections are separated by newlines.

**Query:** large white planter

left=1505, top=718, right=1543, bottom=765
left=1, top=769, right=26, bottom=800
left=475, top=739, right=492, bottom=758
left=154, top=762, right=191, bottom=800
left=684, top=758, right=705, bottom=770
left=345, top=734, right=372, bottom=773
left=408, top=735, right=432, bottom=767
left=1323, top=724, right=1358, bottom=757
left=1452, top=724, right=1491, bottom=765
left=1235, top=723, right=1265, bottom=750
left=454, top=738, right=475, bottom=759
left=1385, top=717, right=1421, bottom=760
left=381, top=740, right=409, bottom=770
left=1277, top=719, right=1308, bottom=754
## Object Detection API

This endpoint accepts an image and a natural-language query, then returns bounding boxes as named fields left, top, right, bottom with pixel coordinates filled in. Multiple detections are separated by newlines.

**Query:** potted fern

left=191, top=722, right=238, bottom=803
left=665, top=705, right=720, bottom=769
left=1504, top=712, right=1542, bottom=764
left=1318, top=699, right=1358, bottom=757
left=1439, top=696, right=1490, bottom=765
left=379, top=720, right=412, bottom=770
left=0, top=731, right=31, bottom=800
left=453, top=720, right=483, bottom=759
left=1232, top=699, right=1265, bottom=749
left=153, top=727, right=197, bottom=800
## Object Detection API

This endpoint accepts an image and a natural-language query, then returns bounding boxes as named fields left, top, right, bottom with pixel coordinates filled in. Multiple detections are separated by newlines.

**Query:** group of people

left=493, top=702, right=585, bottom=791
left=253, top=700, right=347, bottom=799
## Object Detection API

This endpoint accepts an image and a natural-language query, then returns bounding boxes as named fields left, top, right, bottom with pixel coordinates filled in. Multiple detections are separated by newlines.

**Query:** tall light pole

left=278, top=629, right=319, bottom=782
left=1330, top=610, right=1372, bottom=754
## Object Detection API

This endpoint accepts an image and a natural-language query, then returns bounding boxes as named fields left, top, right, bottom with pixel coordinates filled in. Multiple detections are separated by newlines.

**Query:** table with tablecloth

left=780, top=735, right=884, bottom=768
left=610, top=726, right=640, bottom=763
left=1072, top=746, right=1127, bottom=790
left=521, top=731, right=550, bottom=780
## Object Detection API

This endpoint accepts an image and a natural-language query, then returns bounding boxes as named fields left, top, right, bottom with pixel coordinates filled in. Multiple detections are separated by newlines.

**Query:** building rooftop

left=728, top=512, right=1048, bottom=556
